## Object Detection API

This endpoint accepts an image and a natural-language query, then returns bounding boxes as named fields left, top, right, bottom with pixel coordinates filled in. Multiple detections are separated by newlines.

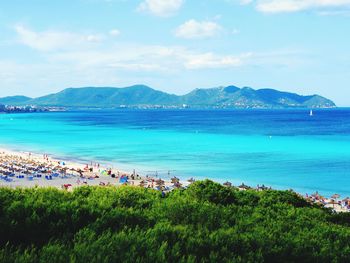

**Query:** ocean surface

left=1, top=109, right=350, bottom=196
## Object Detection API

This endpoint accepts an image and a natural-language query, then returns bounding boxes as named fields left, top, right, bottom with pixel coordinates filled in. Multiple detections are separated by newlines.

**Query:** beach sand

left=1, top=146, right=349, bottom=213
left=0, top=147, right=180, bottom=191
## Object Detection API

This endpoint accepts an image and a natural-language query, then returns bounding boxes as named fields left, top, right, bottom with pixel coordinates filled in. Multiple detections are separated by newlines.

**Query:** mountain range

left=0, top=85, right=336, bottom=109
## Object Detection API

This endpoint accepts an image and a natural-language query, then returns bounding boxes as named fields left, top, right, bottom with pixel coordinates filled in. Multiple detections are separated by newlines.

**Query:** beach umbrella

left=187, top=178, right=195, bottom=183
left=156, top=179, right=165, bottom=186
left=119, top=176, right=128, bottom=184
left=342, top=197, right=350, bottom=202
left=139, top=180, right=147, bottom=187
left=311, top=192, right=320, bottom=198
left=171, top=177, right=179, bottom=183
left=238, top=183, right=251, bottom=190
left=318, top=195, right=325, bottom=201
left=223, top=181, right=232, bottom=187
left=342, top=197, right=350, bottom=208
left=173, top=182, right=182, bottom=188
left=259, top=185, right=269, bottom=191
left=328, top=199, right=338, bottom=209
left=331, top=194, right=340, bottom=200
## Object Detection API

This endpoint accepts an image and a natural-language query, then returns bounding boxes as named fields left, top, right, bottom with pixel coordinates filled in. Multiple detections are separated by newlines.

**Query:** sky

left=0, top=0, right=349, bottom=105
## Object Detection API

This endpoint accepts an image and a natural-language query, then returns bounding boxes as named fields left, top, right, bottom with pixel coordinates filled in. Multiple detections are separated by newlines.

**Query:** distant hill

left=0, top=96, right=32, bottom=105
left=0, top=85, right=336, bottom=108
left=28, top=85, right=179, bottom=107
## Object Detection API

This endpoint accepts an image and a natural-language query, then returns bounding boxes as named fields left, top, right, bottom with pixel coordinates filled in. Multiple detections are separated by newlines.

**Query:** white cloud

left=137, top=0, right=184, bottom=17
left=255, top=0, right=350, bottom=13
left=108, top=62, right=163, bottom=71
left=240, top=0, right=254, bottom=4
left=0, top=60, right=76, bottom=97
left=245, top=48, right=310, bottom=68
left=86, top=34, right=103, bottom=42
left=1, top=39, right=312, bottom=97
left=14, top=25, right=103, bottom=51
left=317, top=9, right=350, bottom=15
left=175, top=20, right=222, bottom=39
left=184, top=52, right=251, bottom=69
left=47, top=43, right=250, bottom=72
left=109, top=29, right=121, bottom=36
left=225, top=0, right=253, bottom=5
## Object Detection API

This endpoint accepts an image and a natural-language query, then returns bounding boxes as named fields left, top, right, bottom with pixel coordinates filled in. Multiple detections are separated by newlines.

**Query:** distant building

left=0, top=104, right=55, bottom=113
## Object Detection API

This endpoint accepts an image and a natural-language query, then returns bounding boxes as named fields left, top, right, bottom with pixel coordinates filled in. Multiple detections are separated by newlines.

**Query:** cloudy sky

left=0, top=0, right=349, bottom=105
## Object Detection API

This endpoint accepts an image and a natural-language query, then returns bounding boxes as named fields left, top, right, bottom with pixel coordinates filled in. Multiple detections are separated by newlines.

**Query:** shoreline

left=0, top=146, right=349, bottom=213
left=0, top=147, right=187, bottom=191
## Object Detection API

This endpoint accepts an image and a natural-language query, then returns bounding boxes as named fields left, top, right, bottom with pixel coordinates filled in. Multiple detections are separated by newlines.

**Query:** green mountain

left=0, top=85, right=336, bottom=108
left=0, top=95, right=32, bottom=105
left=28, top=85, right=179, bottom=107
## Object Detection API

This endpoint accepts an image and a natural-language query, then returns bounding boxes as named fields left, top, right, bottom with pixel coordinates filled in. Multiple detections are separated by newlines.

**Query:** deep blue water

left=1, top=108, right=350, bottom=196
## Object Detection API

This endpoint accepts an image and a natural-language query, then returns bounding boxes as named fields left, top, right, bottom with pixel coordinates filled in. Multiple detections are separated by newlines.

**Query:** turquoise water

left=1, top=109, right=350, bottom=196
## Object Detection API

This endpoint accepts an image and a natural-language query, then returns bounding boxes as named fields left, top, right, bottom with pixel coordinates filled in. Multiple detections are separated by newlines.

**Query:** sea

left=1, top=108, right=350, bottom=197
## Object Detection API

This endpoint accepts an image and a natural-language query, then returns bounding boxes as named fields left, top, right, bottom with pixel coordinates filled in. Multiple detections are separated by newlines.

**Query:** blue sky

left=0, top=0, right=350, bottom=105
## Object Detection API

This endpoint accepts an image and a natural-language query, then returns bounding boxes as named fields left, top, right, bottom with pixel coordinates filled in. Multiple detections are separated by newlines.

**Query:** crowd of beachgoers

left=0, top=149, right=349, bottom=213
left=0, top=150, right=186, bottom=193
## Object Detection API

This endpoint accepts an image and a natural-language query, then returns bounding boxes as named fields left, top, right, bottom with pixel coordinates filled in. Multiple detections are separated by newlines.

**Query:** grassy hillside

left=29, top=85, right=180, bottom=107
left=0, top=96, right=31, bottom=105
left=0, top=85, right=336, bottom=108
left=0, top=180, right=350, bottom=262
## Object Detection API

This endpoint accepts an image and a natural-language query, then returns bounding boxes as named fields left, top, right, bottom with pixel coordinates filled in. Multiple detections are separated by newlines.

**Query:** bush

left=0, top=181, right=349, bottom=262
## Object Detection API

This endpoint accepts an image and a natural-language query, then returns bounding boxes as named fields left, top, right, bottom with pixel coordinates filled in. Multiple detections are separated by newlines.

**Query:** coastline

left=0, top=146, right=349, bottom=213
left=2, top=108, right=350, bottom=198
left=0, top=146, right=185, bottom=190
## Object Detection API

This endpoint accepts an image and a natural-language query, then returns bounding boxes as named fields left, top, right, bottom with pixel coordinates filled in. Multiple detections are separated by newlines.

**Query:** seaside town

left=0, top=104, right=64, bottom=113
left=0, top=149, right=348, bottom=213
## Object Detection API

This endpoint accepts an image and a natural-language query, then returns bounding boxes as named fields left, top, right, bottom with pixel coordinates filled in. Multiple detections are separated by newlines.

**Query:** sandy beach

left=1, top=146, right=349, bottom=213
left=0, top=147, right=183, bottom=191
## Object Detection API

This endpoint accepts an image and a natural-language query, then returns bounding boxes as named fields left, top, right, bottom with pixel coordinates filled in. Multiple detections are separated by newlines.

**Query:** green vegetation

left=0, top=96, right=32, bottom=106
left=0, top=85, right=335, bottom=108
left=0, top=180, right=349, bottom=262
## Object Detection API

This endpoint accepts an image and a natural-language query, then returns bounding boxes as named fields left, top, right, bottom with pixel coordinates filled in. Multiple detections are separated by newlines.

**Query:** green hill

left=0, top=85, right=336, bottom=108
left=0, top=96, right=32, bottom=105
left=29, top=85, right=179, bottom=107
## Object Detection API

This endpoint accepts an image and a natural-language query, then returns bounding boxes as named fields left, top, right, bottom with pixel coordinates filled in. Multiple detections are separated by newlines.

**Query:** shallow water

left=1, top=108, right=350, bottom=196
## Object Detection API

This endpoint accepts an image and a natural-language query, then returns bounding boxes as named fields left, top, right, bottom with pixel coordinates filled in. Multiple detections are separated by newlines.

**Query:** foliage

left=2, top=85, right=335, bottom=108
left=0, top=180, right=350, bottom=262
